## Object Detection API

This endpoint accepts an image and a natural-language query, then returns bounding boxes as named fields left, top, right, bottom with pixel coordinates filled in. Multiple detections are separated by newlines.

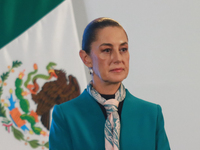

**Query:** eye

left=102, top=48, right=111, bottom=53
left=120, top=48, right=128, bottom=52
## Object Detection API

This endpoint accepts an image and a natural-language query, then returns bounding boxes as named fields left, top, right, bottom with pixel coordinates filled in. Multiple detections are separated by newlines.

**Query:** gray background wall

left=72, top=0, right=200, bottom=150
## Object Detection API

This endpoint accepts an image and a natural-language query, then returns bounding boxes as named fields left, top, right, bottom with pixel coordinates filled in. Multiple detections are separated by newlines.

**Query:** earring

left=89, top=68, right=93, bottom=75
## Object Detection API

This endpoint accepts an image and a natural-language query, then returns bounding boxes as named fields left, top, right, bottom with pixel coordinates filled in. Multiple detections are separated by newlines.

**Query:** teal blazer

left=49, top=89, right=170, bottom=150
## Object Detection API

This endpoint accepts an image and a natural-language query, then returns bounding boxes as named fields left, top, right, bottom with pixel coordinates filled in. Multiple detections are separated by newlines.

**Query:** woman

left=49, top=17, right=170, bottom=150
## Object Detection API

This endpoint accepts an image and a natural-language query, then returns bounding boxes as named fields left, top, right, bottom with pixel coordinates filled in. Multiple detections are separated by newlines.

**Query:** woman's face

left=90, top=26, right=129, bottom=85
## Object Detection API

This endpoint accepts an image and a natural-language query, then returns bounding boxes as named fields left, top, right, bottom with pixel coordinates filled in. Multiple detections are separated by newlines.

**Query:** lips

left=110, top=68, right=124, bottom=73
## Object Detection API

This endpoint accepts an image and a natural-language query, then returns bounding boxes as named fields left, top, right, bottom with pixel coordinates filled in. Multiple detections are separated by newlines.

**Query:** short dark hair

left=82, top=17, right=127, bottom=54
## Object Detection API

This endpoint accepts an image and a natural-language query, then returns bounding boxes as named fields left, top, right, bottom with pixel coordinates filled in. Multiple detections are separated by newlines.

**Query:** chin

left=104, top=76, right=127, bottom=84
left=93, top=72, right=128, bottom=85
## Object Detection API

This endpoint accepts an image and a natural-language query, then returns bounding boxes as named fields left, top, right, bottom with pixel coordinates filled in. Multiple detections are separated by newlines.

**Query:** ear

left=79, top=50, right=93, bottom=68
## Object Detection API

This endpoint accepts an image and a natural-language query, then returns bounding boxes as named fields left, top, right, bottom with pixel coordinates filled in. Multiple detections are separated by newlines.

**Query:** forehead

left=95, top=26, right=128, bottom=44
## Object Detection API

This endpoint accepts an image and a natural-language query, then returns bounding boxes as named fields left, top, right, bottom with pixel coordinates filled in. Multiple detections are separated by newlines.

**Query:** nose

left=112, top=50, right=122, bottom=64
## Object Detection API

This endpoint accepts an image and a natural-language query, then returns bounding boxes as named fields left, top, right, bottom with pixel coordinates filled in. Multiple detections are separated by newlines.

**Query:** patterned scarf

left=87, top=82, right=126, bottom=150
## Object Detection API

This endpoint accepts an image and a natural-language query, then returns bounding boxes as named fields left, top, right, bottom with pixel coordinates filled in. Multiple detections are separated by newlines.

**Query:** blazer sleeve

left=156, top=105, right=171, bottom=150
left=49, top=105, right=73, bottom=150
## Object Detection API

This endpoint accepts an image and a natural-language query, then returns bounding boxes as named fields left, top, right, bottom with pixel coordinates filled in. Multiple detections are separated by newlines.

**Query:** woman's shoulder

left=56, top=89, right=94, bottom=109
left=125, top=89, right=160, bottom=111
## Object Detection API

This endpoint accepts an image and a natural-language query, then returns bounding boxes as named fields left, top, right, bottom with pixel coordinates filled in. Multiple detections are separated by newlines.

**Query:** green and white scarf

left=87, top=82, right=126, bottom=150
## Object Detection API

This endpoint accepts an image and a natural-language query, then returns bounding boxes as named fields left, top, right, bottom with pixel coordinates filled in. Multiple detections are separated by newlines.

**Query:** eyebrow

left=120, top=42, right=128, bottom=46
left=100, top=42, right=128, bottom=47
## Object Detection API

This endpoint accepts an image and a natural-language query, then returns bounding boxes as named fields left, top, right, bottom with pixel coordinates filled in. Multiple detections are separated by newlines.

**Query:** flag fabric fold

left=0, top=1, right=87, bottom=149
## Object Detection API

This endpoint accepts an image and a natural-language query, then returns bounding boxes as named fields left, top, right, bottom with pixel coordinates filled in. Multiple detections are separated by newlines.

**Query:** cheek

left=124, top=53, right=130, bottom=67
left=127, top=56, right=130, bottom=66
left=94, top=56, right=108, bottom=67
left=99, top=53, right=111, bottom=60
left=92, top=56, right=105, bottom=72
left=125, top=54, right=130, bottom=76
left=94, top=59, right=109, bottom=77
left=98, top=59, right=109, bottom=74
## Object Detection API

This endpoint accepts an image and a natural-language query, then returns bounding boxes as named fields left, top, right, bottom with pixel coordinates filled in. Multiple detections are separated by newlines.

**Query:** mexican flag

left=0, top=0, right=87, bottom=149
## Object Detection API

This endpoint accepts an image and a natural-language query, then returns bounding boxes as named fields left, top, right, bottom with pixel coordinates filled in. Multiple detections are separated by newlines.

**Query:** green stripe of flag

left=0, top=0, right=64, bottom=49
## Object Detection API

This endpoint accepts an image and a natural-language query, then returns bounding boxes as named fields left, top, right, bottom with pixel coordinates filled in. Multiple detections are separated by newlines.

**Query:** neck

left=92, top=79, right=121, bottom=95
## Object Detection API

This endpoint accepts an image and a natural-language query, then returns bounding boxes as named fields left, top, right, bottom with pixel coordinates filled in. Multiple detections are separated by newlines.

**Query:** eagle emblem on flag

left=0, top=60, right=80, bottom=149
